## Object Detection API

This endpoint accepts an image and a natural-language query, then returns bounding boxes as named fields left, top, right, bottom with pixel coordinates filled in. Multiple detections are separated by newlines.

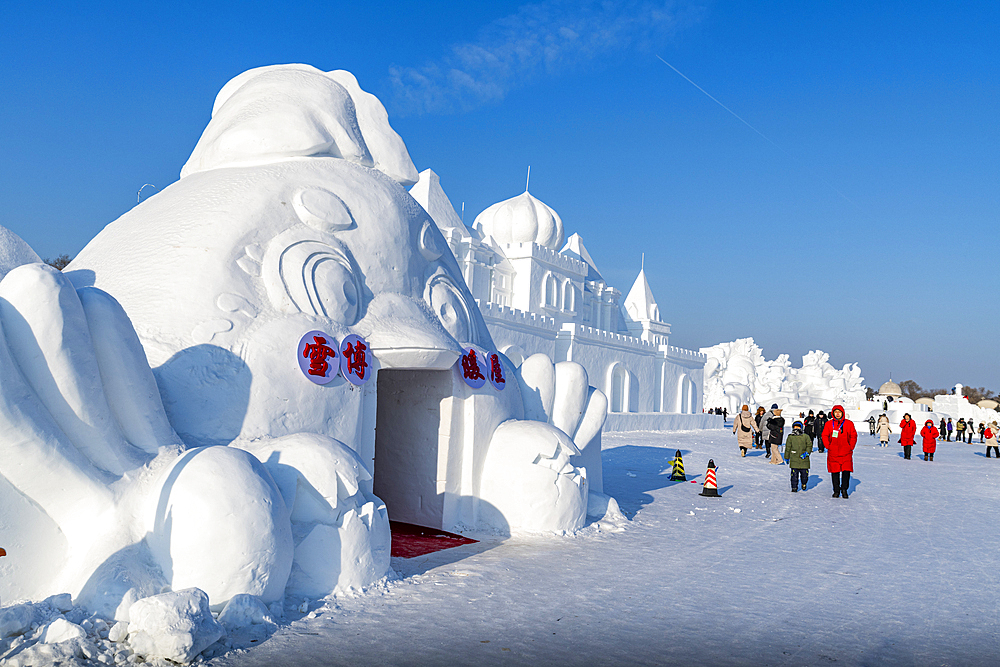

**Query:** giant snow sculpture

left=701, top=338, right=867, bottom=413
left=0, top=65, right=609, bottom=617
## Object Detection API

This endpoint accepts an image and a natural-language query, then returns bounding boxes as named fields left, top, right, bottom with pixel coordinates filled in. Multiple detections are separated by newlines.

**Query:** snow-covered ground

left=202, top=426, right=1000, bottom=667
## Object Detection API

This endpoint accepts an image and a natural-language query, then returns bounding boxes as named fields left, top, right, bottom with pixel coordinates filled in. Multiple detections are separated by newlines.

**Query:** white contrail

left=656, top=55, right=862, bottom=211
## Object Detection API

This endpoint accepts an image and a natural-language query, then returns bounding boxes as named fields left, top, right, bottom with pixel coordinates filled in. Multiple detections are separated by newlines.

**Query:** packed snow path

left=210, top=428, right=1000, bottom=666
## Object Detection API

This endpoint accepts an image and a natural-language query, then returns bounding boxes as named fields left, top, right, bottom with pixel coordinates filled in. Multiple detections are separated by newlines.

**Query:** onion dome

left=878, top=380, right=902, bottom=397
left=473, top=191, right=564, bottom=250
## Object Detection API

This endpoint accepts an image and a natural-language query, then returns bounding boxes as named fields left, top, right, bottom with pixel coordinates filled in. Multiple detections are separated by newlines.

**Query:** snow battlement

left=496, top=242, right=588, bottom=275
left=559, top=322, right=656, bottom=350
left=477, top=300, right=559, bottom=331
left=665, top=345, right=707, bottom=361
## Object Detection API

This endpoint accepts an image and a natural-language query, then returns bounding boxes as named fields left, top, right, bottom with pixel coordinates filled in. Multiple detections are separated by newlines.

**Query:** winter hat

left=926, top=419, right=934, bottom=425
left=792, top=421, right=803, bottom=430
left=771, top=403, right=779, bottom=409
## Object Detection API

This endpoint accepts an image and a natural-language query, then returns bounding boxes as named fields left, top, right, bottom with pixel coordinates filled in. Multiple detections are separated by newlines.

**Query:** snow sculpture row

left=701, top=338, right=867, bottom=413
left=0, top=64, right=611, bottom=621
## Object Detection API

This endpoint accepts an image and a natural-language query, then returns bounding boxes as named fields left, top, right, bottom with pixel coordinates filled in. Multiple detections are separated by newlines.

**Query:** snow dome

left=877, top=380, right=903, bottom=397
left=473, top=190, right=564, bottom=249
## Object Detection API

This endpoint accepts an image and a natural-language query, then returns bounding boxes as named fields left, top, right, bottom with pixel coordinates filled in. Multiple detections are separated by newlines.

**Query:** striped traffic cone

left=699, top=459, right=720, bottom=497
left=670, top=450, right=686, bottom=481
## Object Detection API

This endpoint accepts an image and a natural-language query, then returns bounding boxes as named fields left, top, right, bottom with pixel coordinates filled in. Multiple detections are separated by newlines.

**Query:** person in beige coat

left=876, top=414, right=891, bottom=447
left=733, top=405, right=759, bottom=457
left=985, top=421, right=999, bottom=458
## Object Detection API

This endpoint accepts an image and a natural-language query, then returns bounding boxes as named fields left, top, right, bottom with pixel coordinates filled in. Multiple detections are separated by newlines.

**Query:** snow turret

left=621, top=268, right=670, bottom=344
left=473, top=190, right=564, bottom=250
left=560, top=233, right=603, bottom=281
left=623, top=268, right=660, bottom=323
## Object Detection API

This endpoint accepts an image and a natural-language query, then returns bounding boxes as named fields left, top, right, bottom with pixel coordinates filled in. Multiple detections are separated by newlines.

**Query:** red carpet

left=389, top=521, right=478, bottom=558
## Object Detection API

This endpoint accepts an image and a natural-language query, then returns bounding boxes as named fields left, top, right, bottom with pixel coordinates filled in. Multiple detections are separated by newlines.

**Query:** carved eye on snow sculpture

left=292, top=187, right=356, bottom=233
left=424, top=270, right=475, bottom=343
left=264, top=232, right=364, bottom=325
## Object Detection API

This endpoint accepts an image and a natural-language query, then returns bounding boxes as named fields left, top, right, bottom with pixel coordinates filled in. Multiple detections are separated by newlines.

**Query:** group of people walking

left=732, top=405, right=1000, bottom=497
left=931, top=417, right=989, bottom=443
left=732, top=403, right=857, bottom=498
left=871, top=413, right=999, bottom=460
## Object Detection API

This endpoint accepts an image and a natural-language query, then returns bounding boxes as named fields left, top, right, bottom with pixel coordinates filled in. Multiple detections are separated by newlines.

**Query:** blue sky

left=1, top=1, right=997, bottom=391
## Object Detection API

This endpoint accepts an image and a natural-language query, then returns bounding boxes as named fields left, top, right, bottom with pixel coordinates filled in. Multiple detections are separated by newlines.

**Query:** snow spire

left=623, top=267, right=659, bottom=323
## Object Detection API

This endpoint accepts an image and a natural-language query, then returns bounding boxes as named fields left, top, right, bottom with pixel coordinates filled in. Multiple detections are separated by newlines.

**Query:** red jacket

left=899, top=418, right=917, bottom=446
left=822, top=405, right=858, bottom=473
left=921, top=423, right=939, bottom=453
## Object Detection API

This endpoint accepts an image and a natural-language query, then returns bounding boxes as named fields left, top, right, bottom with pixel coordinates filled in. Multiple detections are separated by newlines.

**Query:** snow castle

left=410, top=170, right=713, bottom=431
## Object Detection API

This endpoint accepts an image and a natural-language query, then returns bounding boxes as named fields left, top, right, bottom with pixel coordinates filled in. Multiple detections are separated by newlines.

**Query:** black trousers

left=790, top=468, right=808, bottom=490
left=987, top=446, right=1000, bottom=458
left=831, top=471, right=851, bottom=492
left=903, top=445, right=912, bottom=459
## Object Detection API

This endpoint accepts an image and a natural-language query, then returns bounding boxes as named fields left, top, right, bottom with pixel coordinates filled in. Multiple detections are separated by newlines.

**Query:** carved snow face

left=68, top=64, right=491, bottom=448
left=71, top=156, right=490, bottom=448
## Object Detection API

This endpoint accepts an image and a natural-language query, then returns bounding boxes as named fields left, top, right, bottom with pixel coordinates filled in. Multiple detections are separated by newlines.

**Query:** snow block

left=40, top=617, right=86, bottom=644
left=217, top=594, right=274, bottom=631
left=43, top=593, right=73, bottom=612
left=126, top=588, right=224, bottom=663
left=0, top=603, right=44, bottom=638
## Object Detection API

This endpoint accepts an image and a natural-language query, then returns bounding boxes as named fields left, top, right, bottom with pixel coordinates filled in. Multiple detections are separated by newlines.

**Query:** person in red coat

left=899, top=413, right=917, bottom=460
left=920, top=419, right=939, bottom=461
left=822, top=405, right=858, bottom=499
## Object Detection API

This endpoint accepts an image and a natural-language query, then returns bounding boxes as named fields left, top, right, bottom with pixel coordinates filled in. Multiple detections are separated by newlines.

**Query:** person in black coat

left=939, top=417, right=947, bottom=441
left=804, top=410, right=816, bottom=447
left=764, top=405, right=785, bottom=460
left=813, top=411, right=828, bottom=452
left=754, top=407, right=767, bottom=449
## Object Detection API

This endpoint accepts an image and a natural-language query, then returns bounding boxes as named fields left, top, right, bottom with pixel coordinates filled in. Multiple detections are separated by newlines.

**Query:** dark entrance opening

left=373, top=369, right=452, bottom=529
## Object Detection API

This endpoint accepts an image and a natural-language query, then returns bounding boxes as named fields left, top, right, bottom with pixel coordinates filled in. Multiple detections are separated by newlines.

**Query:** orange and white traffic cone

left=699, top=459, right=720, bottom=497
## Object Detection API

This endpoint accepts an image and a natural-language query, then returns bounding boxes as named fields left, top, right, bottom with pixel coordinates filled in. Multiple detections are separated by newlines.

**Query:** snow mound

left=217, top=594, right=274, bottom=631
left=182, top=64, right=417, bottom=186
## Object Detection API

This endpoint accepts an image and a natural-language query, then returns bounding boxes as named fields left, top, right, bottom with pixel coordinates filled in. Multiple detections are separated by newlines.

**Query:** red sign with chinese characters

left=297, top=330, right=339, bottom=385
left=488, top=352, right=506, bottom=391
left=459, top=348, right=487, bottom=389
left=340, top=334, right=371, bottom=385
